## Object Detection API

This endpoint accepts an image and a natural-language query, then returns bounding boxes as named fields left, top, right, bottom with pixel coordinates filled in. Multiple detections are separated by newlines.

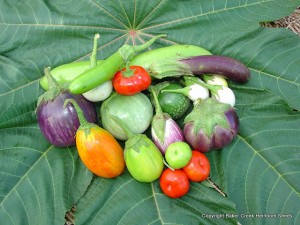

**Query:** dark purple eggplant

left=36, top=67, right=96, bottom=147
left=148, top=55, right=250, bottom=83
left=180, top=55, right=250, bottom=83
left=183, top=98, right=239, bottom=153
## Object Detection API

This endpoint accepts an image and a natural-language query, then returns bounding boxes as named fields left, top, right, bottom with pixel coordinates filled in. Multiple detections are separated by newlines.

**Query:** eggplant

left=183, top=98, right=239, bottom=153
left=149, top=85, right=184, bottom=155
left=148, top=55, right=250, bottom=83
left=36, top=67, right=96, bottom=147
left=180, top=55, right=250, bottom=83
left=161, top=77, right=210, bottom=102
left=110, top=116, right=164, bottom=183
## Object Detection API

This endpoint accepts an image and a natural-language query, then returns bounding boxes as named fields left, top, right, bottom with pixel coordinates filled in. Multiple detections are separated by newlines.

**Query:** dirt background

left=261, top=6, right=300, bottom=35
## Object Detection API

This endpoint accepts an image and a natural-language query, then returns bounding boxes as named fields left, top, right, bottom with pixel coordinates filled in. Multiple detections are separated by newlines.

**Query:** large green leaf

left=1, top=0, right=300, bottom=224
left=209, top=88, right=300, bottom=225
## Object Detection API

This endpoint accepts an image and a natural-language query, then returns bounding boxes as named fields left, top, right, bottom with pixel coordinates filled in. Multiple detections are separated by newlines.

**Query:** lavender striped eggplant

left=36, top=68, right=96, bottom=147
left=183, top=98, right=239, bottom=153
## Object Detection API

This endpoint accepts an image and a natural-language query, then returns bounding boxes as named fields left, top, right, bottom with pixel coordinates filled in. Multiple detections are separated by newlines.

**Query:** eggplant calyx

left=37, top=67, right=63, bottom=107
left=148, top=85, right=170, bottom=142
left=148, top=59, right=192, bottom=79
left=184, top=98, right=232, bottom=137
left=184, top=76, right=223, bottom=96
left=110, top=115, right=153, bottom=154
left=151, top=113, right=169, bottom=143
left=125, top=134, right=151, bottom=154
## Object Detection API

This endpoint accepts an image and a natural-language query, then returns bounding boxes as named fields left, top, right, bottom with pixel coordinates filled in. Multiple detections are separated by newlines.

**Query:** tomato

left=159, top=168, right=190, bottom=198
left=112, top=65, right=151, bottom=95
left=182, top=151, right=210, bottom=182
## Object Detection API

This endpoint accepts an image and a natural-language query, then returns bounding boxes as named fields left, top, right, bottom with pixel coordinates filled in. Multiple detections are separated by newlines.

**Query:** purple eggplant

left=148, top=55, right=250, bottom=83
left=183, top=98, right=239, bottom=153
left=149, top=84, right=184, bottom=155
left=36, top=67, right=96, bottom=147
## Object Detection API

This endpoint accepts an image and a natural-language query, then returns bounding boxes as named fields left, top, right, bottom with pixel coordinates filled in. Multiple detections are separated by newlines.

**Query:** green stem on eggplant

left=44, top=67, right=60, bottom=90
left=148, top=85, right=163, bottom=114
left=37, top=67, right=62, bottom=107
left=160, top=86, right=190, bottom=97
left=109, top=115, right=135, bottom=139
left=63, top=99, right=90, bottom=129
left=90, top=33, right=100, bottom=68
left=183, top=76, right=221, bottom=96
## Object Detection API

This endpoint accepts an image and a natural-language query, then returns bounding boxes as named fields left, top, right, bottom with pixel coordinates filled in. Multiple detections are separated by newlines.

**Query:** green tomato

left=165, top=141, right=192, bottom=169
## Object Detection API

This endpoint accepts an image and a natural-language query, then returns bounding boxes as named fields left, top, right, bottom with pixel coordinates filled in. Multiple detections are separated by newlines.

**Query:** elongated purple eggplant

left=36, top=67, right=96, bottom=147
left=148, top=55, right=250, bottom=83
left=183, top=98, right=239, bottom=152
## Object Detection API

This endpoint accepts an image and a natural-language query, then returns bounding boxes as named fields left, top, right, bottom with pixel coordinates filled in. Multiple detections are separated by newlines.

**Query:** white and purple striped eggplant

left=151, top=113, right=184, bottom=155
left=149, top=85, right=184, bottom=155
left=36, top=67, right=96, bottom=147
left=183, top=98, right=239, bottom=153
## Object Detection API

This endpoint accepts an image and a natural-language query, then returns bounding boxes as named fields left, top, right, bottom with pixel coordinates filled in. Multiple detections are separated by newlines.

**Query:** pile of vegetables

left=37, top=33, right=250, bottom=198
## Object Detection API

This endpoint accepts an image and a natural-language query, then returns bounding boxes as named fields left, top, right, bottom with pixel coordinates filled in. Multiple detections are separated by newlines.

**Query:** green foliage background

left=0, top=0, right=300, bottom=224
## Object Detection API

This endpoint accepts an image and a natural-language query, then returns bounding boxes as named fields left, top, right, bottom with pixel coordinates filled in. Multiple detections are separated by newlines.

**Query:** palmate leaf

left=209, top=88, right=300, bottom=225
left=0, top=0, right=300, bottom=225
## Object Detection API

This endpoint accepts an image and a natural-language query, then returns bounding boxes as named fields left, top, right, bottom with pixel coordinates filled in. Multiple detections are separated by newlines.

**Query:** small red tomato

left=112, top=65, right=151, bottom=95
left=159, top=168, right=190, bottom=198
left=182, top=151, right=210, bottom=182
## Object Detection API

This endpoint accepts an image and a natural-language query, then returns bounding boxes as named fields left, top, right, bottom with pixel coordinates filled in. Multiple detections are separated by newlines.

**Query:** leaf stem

left=205, top=177, right=227, bottom=197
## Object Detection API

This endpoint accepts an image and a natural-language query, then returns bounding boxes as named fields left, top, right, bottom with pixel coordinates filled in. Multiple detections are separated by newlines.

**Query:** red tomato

left=159, top=168, right=190, bottom=198
left=112, top=65, right=151, bottom=95
left=182, top=151, right=210, bottom=182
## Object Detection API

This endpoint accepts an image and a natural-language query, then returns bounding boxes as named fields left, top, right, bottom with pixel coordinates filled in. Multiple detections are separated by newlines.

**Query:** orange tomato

left=76, top=125, right=125, bottom=178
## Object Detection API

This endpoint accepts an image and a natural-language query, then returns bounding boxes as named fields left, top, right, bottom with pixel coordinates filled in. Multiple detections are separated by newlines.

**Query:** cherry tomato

left=112, top=65, right=151, bottom=95
left=159, top=168, right=190, bottom=198
left=182, top=151, right=210, bottom=182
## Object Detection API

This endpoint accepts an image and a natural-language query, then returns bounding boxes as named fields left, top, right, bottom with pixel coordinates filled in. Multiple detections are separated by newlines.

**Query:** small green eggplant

left=111, top=116, right=164, bottom=183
